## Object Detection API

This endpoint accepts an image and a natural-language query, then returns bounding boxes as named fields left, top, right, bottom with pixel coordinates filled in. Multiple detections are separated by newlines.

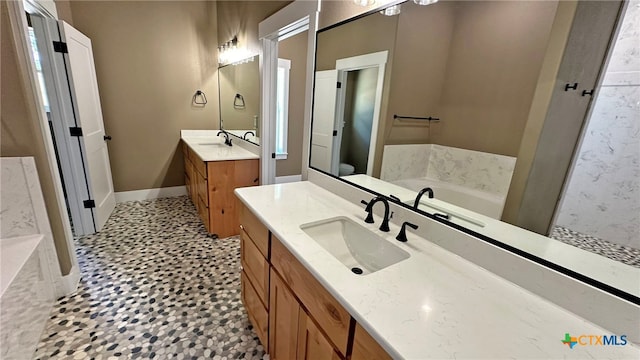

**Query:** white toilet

left=339, top=163, right=355, bottom=176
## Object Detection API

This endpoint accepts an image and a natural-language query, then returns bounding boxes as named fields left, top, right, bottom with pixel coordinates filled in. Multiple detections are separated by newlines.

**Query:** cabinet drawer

left=241, top=271, right=268, bottom=350
left=270, top=236, right=351, bottom=356
left=197, top=196, right=209, bottom=232
left=190, top=152, right=207, bottom=179
left=182, top=141, right=189, bottom=158
left=241, top=230, right=269, bottom=307
left=351, top=323, right=392, bottom=360
left=240, top=205, right=269, bottom=258
left=195, top=170, right=208, bottom=206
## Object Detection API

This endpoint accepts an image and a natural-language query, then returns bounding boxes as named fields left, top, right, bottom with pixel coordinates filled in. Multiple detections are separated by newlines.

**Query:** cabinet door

left=241, top=271, right=268, bottom=350
left=269, top=269, right=300, bottom=360
left=207, top=161, right=235, bottom=237
left=351, top=323, right=392, bottom=360
left=297, top=311, right=341, bottom=360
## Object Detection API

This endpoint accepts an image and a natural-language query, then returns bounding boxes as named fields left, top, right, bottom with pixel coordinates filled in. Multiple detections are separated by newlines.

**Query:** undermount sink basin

left=300, top=217, right=410, bottom=275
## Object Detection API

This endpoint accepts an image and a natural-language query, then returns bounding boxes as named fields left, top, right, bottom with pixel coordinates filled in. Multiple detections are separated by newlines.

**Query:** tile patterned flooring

left=551, top=225, right=640, bottom=268
left=33, top=196, right=265, bottom=359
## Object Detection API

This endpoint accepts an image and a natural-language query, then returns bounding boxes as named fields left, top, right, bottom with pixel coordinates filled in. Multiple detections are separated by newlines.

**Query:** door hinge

left=83, top=200, right=96, bottom=209
left=69, top=127, right=83, bottom=136
left=332, top=130, right=338, bottom=136
left=271, top=153, right=276, bottom=159
left=52, top=41, right=68, bottom=53
left=337, top=82, right=342, bottom=89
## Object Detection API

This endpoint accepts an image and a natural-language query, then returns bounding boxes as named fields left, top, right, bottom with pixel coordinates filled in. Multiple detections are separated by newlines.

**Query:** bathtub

left=391, top=178, right=506, bottom=219
left=1, top=234, right=54, bottom=360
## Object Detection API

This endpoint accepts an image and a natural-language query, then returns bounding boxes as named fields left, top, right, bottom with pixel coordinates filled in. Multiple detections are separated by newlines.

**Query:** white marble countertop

left=343, top=174, right=640, bottom=299
left=181, top=130, right=259, bottom=162
left=235, top=181, right=639, bottom=359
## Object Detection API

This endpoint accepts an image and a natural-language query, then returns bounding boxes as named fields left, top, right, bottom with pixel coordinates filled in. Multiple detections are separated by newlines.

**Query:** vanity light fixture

left=380, top=4, right=402, bottom=16
left=218, top=36, right=252, bottom=65
left=353, top=0, right=375, bottom=6
left=413, top=0, right=438, bottom=5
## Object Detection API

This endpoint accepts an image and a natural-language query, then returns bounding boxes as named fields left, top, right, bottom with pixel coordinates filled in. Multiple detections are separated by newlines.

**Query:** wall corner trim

left=114, top=186, right=187, bottom=203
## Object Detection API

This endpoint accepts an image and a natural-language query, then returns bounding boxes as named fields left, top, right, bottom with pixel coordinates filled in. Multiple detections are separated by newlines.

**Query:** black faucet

left=217, top=130, right=232, bottom=146
left=360, top=196, right=392, bottom=232
left=396, top=221, right=419, bottom=242
left=242, top=131, right=255, bottom=140
left=413, top=187, right=434, bottom=209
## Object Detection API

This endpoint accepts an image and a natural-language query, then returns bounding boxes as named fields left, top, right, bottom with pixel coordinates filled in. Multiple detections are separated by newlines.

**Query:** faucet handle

left=360, top=200, right=375, bottom=223
left=396, top=221, right=419, bottom=242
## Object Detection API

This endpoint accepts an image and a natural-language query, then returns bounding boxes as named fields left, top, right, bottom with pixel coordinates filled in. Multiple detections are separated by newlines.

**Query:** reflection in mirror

left=218, top=57, right=260, bottom=145
left=310, top=0, right=639, bottom=301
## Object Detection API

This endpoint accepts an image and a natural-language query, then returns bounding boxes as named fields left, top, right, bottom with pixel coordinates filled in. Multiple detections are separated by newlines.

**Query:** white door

left=59, top=21, right=115, bottom=231
left=311, top=70, right=339, bottom=174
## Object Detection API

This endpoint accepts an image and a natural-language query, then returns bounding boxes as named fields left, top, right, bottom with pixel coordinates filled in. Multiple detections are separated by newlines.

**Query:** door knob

left=104, top=135, right=112, bottom=141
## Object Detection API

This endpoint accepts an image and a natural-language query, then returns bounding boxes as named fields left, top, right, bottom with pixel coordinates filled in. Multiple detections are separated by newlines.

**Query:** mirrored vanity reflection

left=310, top=0, right=640, bottom=302
left=218, top=57, right=261, bottom=145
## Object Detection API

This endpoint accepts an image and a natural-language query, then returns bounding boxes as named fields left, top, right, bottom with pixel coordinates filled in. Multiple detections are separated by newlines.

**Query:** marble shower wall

left=380, top=144, right=431, bottom=182
left=380, top=144, right=516, bottom=197
left=555, top=1, right=640, bottom=250
left=426, top=145, right=516, bottom=197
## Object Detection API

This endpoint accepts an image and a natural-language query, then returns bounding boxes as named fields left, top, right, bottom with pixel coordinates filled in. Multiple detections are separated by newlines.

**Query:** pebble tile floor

left=551, top=225, right=640, bottom=268
left=33, top=196, right=265, bottom=360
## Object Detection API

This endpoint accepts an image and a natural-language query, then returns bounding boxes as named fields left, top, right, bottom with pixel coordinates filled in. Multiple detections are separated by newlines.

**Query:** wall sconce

left=218, top=36, right=252, bottom=65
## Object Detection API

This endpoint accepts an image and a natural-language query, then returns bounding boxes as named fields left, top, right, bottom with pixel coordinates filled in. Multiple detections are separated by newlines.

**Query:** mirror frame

left=308, top=1, right=640, bottom=306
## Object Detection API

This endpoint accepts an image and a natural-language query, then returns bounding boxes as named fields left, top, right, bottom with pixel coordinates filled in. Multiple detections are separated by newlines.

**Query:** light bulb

left=380, top=4, right=401, bottom=16
left=413, top=0, right=438, bottom=5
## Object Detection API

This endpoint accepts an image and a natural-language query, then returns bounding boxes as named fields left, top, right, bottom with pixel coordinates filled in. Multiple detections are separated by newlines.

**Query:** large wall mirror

left=218, top=57, right=260, bottom=145
left=310, top=0, right=639, bottom=303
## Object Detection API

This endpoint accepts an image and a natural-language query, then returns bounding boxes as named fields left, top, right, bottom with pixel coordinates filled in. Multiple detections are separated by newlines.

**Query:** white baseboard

left=275, top=175, right=302, bottom=184
left=58, top=264, right=81, bottom=297
left=114, top=186, right=187, bottom=203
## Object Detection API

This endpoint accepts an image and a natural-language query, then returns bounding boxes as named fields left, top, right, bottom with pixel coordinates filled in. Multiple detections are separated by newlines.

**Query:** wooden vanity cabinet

left=239, top=204, right=391, bottom=360
left=269, top=269, right=341, bottom=360
left=351, top=323, right=393, bottom=360
left=182, top=141, right=259, bottom=237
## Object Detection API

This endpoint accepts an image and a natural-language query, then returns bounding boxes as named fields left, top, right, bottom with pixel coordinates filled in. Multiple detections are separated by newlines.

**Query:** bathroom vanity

left=235, top=181, right=639, bottom=358
left=181, top=131, right=259, bottom=237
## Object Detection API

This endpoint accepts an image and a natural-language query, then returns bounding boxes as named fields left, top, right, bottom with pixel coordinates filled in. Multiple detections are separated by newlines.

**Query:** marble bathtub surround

left=380, top=144, right=516, bottom=197
left=180, top=130, right=260, bottom=161
left=1, top=235, right=54, bottom=360
left=555, top=1, right=640, bottom=250
left=236, top=180, right=640, bottom=357
left=0, top=157, right=60, bottom=358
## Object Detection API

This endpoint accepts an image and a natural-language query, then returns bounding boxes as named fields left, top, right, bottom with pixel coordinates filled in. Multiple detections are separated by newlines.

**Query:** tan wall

left=503, top=1, right=578, bottom=225
left=219, top=60, right=260, bottom=132
left=277, top=30, right=308, bottom=177
left=380, top=0, right=456, bottom=175
left=216, top=1, right=291, bottom=56
left=53, top=0, right=73, bottom=25
left=1, top=2, right=72, bottom=275
left=431, top=1, right=558, bottom=157
left=69, top=1, right=219, bottom=192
